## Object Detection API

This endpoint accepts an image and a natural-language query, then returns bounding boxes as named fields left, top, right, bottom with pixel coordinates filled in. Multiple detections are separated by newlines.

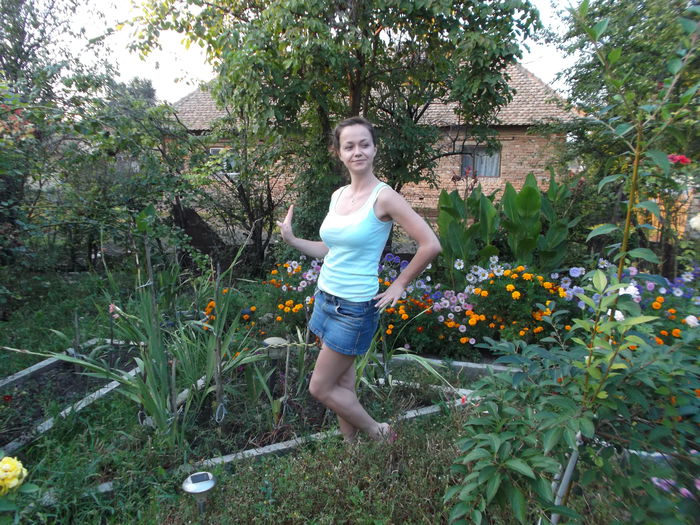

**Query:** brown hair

left=331, top=116, right=378, bottom=151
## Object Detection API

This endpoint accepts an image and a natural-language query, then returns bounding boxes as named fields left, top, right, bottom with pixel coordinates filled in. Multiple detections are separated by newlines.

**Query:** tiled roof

left=422, top=63, right=576, bottom=127
left=174, top=63, right=575, bottom=131
left=173, top=87, right=228, bottom=132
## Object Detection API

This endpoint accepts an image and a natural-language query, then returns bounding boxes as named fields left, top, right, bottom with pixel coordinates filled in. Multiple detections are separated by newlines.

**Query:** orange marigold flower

left=386, top=307, right=395, bottom=314
left=536, top=275, right=544, bottom=281
left=511, top=291, right=521, bottom=300
left=480, top=290, right=488, bottom=297
left=672, top=329, right=681, bottom=337
left=695, top=388, right=700, bottom=398
left=401, top=313, right=409, bottom=321
left=385, top=329, right=393, bottom=335
left=522, top=273, right=533, bottom=281
left=565, top=325, right=571, bottom=331
left=503, top=269, right=512, bottom=277
left=506, top=284, right=515, bottom=292
left=655, top=296, right=664, bottom=303
left=669, top=315, right=676, bottom=320
left=388, top=324, right=394, bottom=329
left=515, top=265, right=525, bottom=272
left=489, top=279, right=495, bottom=284
left=557, top=377, right=563, bottom=384
left=222, top=288, right=230, bottom=294
left=510, top=273, right=519, bottom=279
left=660, top=330, right=669, bottom=336
left=500, top=325, right=505, bottom=330
left=438, top=334, right=445, bottom=340
left=417, top=326, right=424, bottom=333
left=558, top=288, right=567, bottom=298
left=459, top=337, right=468, bottom=344
left=654, top=336, right=664, bottom=345
left=518, top=330, right=525, bottom=336
left=285, top=299, right=294, bottom=307
left=250, top=306, right=256, bottom=312
left=206, top=300, right=216, bottom=309
left=474, top=288, right=482, bottom=295
left=543, top=282, right=553, bottom=289
left=284, top=307, right=291, bottom=313
left=468, top=317, right=478, bottom=326
left=242, top=314, right=250, bottom=321
left=276, top=316, right=282, bottom=322
left=479, top=315, right=486, bottom=321
left=489, top=323, right=496, bottom=328
left=271, top=269, right=278, bottom=275
left=668, top=308, right=676, bottom=314
left=629, top=344, right=637, bottom=350
left=278, top=304, right=284, bottom=310
left=651, top=302, right=662, bottom=310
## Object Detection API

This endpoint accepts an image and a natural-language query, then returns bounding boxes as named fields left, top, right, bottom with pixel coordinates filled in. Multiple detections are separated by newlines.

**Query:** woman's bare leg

left=309, top=344, right=390, bottom=440
left=336, top=363, right=358, bottom=442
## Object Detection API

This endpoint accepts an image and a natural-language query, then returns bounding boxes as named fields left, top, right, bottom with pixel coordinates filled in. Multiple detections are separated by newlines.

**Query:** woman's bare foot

left=372, top=422, right=397, bottom=443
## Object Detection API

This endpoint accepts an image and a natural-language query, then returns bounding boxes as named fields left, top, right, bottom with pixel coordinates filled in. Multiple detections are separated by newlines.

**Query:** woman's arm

left=373, top=190, right=441, bottom=309
left=276, top=205, right=330, bottom=259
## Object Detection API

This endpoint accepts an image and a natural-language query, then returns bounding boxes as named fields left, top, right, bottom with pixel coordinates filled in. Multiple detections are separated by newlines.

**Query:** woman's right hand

left=276, top=205, right=295, bottom=244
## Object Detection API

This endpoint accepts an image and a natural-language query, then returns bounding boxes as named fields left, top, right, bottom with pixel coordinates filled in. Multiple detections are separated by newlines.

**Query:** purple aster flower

left=679, top=488, right=692, bottom=499
left=651, top=477, right=676, bottom=493
left=469, top=338, right=476, bottom=344
left=416, top=279, right=425, bottom=289
left=456, top=292, right=466, bottom=302
left=458, top=324, right=467, bottom=333
left=569, top=267, right=585, bottom=278
left=560, top=276, right=572, bottom=289
left=628, top=266, right=638, bottom=276
left=453, top=306, right=462, bottom=313
left=400, top=260, right=409, bottom=270
left=577, top=300, right=585, bottom=309
left=646, top=281, right=655, bottom=291
left=447, top=313, right=455, bottom=320
left=432, top=303, right=442, bottom=312
left=384, top=253, right=395, bottom=262
left=437, top=315, right=445, bottom=323
left=550, top=272, right=559, bottom=280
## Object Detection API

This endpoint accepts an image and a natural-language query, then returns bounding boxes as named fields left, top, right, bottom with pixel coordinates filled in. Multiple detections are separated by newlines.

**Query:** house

left=173, top=63, right=577, bottom=218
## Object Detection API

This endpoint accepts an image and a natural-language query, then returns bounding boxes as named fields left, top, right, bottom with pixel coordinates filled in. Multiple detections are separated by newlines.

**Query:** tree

left=553, top=0, right=700, bottom=276
left=131, top=0, right=541, bottom=238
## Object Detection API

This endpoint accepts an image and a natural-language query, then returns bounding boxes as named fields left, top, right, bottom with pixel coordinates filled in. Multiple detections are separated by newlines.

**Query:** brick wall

left=401, top=126, right=565, bottom=218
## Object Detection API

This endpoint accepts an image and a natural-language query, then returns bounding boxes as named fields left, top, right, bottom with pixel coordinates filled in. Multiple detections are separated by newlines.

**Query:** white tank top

left=317, top=182, right=393, bottom=301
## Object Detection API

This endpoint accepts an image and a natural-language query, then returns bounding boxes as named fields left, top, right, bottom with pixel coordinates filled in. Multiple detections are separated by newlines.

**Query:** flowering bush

left=261, top=254, right=699, bottom=361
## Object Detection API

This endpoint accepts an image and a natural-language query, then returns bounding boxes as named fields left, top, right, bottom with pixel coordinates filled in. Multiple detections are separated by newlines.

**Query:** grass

left=0, top=270, right=125, bottom=374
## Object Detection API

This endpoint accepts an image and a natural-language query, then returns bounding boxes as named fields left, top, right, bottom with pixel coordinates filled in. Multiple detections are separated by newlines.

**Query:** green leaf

left=579, top=417, right=595, bottom=438
left=543, top=427, right=563, bottom=453
left=464, top=448, right=492, bottom=463
left=613, top=122, right=633, bottom=137
left=510, top=485, right=527, bottom=523
left=596, top=391, right=609, bottom=399
left=634, top=200, right=661, bottom=219
left=591, top=19, right=609, bottom=41
left=504, top=458, right=535, bottom=479
left=626, top=248, right=660, bottom=264
left=449, top=502, right=470, bottom=522
left=486, top=473, right=502, bottom=503
left=679, top=17, right=699, bottom=35
left=592, top=270, right=607, bottom=292
left=607, top=48, right=621, bottom=64
left=586, top=223, right=618, bottom=241
left=667, top=57, right=682, bottom=75
left=645, top=150, right=670, bottom=175
left=597, top=174, right=622, bottom=192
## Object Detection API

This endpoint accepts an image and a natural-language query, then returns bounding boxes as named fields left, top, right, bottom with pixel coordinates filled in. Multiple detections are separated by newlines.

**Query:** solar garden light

left=262, top=336, right=289, bottom=360
left=182, top=471, right=216, bottom=515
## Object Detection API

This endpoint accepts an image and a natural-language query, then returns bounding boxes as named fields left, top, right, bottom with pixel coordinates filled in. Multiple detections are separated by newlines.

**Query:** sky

left=82, top=0, right=576, bottom=104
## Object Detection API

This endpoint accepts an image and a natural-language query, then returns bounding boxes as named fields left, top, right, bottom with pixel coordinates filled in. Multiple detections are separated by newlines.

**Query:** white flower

left=681, top=272, right=693, bottom=283
left=489, top=255, right=499, bottom=264
left=493, top=266, right=504, bottom=276
left=619, top=284, right=640, bottom=299
left=606, top=309, right=625, bottom=321
left=454, top=259, right=465, bottom=270
left=659, top=287, right=667, bottom=294
left=426, top=263, right=432, bottom=270
left=673, top=287, right=683, bottom=297
left=684, top=315, right=698, bottom=328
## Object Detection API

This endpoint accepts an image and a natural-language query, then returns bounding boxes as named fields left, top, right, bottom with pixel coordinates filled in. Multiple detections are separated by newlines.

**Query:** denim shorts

left=308, top=289, right=380, bottom=356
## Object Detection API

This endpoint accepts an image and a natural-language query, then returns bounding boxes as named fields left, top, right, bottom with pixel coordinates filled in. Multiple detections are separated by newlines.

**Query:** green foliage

left=437, top=172, right=577, bottom=279
left=446, top=268, right=700, bottom=523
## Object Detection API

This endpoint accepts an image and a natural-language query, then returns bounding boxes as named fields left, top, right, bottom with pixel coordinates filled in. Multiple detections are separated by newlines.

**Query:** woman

left=277, top=117, right=441, bottom=443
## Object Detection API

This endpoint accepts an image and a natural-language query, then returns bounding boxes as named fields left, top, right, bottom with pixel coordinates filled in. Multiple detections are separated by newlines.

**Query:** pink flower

left=460, top=395, right=467, bottom=404
left=668, top=154, right=691, bottom=165
left=108, top=304, right=117, bottom=313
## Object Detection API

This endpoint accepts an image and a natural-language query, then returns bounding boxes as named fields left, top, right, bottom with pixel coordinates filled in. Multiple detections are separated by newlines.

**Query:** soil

left=0, top=344, right=138, bottom=449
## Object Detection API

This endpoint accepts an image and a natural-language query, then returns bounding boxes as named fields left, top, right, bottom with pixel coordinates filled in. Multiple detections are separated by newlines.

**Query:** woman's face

left=337, top=124, right=377, bottom=174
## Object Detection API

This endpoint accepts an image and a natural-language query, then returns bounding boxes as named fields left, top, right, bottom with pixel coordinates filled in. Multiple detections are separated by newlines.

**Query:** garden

left=1, top=0, right=699, bottom=523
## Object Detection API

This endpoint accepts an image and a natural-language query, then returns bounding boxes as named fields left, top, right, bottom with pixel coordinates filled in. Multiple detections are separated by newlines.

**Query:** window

left=461, top=146, right=500, bottom=178
left=208, top=147, right=239, bottom=179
